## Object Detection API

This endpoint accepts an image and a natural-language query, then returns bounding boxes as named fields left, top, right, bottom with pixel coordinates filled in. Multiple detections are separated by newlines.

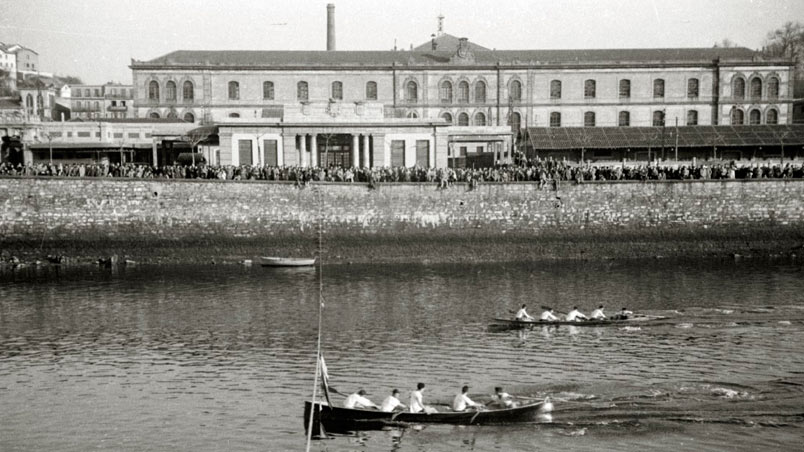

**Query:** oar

left=541, top=305, right=567, bottom=316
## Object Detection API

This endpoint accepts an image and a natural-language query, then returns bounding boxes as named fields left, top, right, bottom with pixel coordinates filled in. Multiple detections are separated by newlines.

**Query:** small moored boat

left=259, top=256, right=316, bottom=267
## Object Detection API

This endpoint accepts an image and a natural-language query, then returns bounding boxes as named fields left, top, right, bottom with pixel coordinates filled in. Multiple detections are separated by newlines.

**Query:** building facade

left=130, top=33, right=793, bottom=167
left=69, top=83, right=133, bottom=119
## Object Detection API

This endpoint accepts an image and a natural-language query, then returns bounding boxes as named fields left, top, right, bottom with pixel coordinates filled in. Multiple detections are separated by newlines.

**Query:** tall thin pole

left=305, top=185, right=325, bottom=451
left=674, top=117, right=679, bottom=162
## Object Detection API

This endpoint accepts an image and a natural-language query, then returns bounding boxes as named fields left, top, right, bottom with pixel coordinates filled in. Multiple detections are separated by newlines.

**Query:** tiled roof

left=134, top=47, right=773, bottom=68
left=525, top=125, right=804, bottom=149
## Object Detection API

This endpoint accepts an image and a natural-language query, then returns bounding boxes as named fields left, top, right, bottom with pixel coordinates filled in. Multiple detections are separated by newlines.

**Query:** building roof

left=525, top=125, right=804, bottom=149
left=133, top=47, right=781, bottom=69
left=412, top=33, right=490, bottom=52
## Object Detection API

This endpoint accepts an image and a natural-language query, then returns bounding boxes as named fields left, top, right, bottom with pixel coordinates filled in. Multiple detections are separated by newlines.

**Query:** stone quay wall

left=1, top=177, right=803, bottom=264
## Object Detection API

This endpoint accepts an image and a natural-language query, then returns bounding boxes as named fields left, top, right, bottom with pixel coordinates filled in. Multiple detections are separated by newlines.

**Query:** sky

left=2, top=0, right=802, bottom=84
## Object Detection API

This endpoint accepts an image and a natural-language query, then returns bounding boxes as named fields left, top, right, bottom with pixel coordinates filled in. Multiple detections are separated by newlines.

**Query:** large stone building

left=130, top=4, right=795, bottom=168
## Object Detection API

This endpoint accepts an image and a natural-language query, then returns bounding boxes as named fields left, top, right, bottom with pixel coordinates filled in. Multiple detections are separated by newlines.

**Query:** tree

left=763, top=21, right=804, bottom=60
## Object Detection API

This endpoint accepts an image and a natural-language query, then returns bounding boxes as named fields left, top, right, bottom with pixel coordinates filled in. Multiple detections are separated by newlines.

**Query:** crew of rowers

left=343, top=383, right=521, bottom=413
left=516, top=304, right=633, bottom=322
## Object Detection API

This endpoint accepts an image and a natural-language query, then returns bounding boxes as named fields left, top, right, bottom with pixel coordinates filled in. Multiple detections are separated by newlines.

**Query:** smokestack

left=327, top=4, right=336, bottom=51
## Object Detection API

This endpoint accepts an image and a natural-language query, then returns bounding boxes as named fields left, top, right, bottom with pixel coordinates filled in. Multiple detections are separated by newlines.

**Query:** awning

left=28, top=142, right=154, bottom=150
left=524, top=125, right=804, bottom=149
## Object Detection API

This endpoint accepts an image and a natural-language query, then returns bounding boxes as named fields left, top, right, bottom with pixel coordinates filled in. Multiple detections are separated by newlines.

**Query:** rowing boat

left=490, top=316, right=667, bottom=329
left=259, top=256, right=316, bottom=267
left=304, top=399, right=552, bottom=434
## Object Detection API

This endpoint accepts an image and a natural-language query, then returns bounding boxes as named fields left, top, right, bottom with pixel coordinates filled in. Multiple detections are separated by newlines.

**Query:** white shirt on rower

left=590, top=308, right=606, bottom=320
left=380, top=395, right=404, bottom=412
left=540, top=310, right=558, bottom=321
left=344, top=393, right=377, bottom=409
left=491, top=391, right=515, bottom=408
left=452, top=393, right=479, bottom=411
left=565, top=309, right=588, bottom=322
left=516, top=307, right=534, bottom=321
left=409, top=389, right=425, bottom=413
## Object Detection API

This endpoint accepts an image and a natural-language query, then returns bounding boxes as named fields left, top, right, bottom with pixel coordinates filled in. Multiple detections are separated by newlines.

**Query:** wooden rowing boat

left=490, top=316, right=667, bottom=329
left=304, top=399, right=552, bottom=434
left=259, top=256, right=316, bottom=267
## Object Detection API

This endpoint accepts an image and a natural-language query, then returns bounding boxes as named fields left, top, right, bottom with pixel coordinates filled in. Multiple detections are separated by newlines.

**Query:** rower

left=565, top=306, right=588, bottom=322
left=488, top=386, right=518, bottom=409
left=409, top=382, right=437, bottom=414
left=612, top=307, right=633, bottom=320
left=540, top=307, right=558, bottom=321
left=380, top=389, right=407, bottom=412
left=452, top=385, right=482, bottom=412
left=344, top=389, right=379, bottom=409
left=590, top=305, right=606, bottom=320
left=515, top=304, right=535, bottom=321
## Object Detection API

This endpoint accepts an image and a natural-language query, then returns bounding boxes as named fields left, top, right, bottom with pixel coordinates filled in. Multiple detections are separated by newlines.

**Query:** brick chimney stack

left=327, top=4, right=336, bottom=51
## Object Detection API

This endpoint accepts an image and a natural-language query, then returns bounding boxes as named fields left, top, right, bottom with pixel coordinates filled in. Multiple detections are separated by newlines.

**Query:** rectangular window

left=67, top=132, right=72, bottom=137
left=128, top=133, right=140, bottom=138
left=238, top=139, right=253, bottom=165
left=390, top=140, right=405, bottom=167
left=50, top=131, right=62, bottom=137
left=415, top=140, right=429, bottom=167
left=688, top=78, right=699, bottom=98
left=144, top=133, right=152, bottom=138
left=113, top=132, right=124, bottom=138
left=687, top=110, right=699, bottom=126
left=77, top=131, right=90, bottom=137
left=459, top=146, right=467, bottom=157
left=95, top=132, right=101, bottom=138
left=263, top=139, right=278, bottom=166
left=584, top=80, right=596, bottom=99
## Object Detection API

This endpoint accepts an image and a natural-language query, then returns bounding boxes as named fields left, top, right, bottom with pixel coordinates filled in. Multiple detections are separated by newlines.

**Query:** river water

left=1, top=259, right=803, bottom=452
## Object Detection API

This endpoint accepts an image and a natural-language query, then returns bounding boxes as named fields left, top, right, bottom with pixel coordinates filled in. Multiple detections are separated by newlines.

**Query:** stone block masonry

left=1, top=177, right=803, bottom=264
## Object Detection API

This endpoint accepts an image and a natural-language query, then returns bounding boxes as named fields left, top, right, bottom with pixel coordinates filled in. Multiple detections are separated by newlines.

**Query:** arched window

left=652, top=110, right=665, bottom=126
left=550, top=80, right=562, bottom=99
left=618, top=111, right=630, bottom=127
left=687, top=110, right=698, bottom=126
left=458, top=112, right=469, bottom=126
left=85, top=89, right=91, bottom=97
left=74, top=100, right=81, bottom=109
left=149, top=111, right=160, bottom=119
left=475, top=81, right=486, bottom=103
left=440, top=80, right=453, bottom=103
left=165, top=81, right=177, bottom=101
left=750, top=77, right=762, bottom=100
left=509, top=112, right=521, bottom=131
left=183, top=112, right=195, bottom=122
left=183, top=81, right=194, bottom=102
left=550, top=112, right=561, bottom=127
left=509, top=80, right=522, bottom=101
left=457, top=81, right=469, bottom=103
left=584, top=111, right=596, bottom=127
left=166, top=111, right=177, bottom=119
left=406, top=81, right=418, bottom=103
left=584, top=79, right=596, bottom=99
left=474, top=112, right=486, bottom=126
left=148, top=80, right=159, bottom=101
left=768, top=77, right=780, bottom=100
left=365, top=81, right=377, bottom=100
left=331, top=81, right=343, bottom=100
left=229, top=113, right=240, bottom=118
left=766, top=109, right=778, bottom=125
left=653, top=79, right=665, bottom=98
left=297, top=81, right=309, bottom=101
left=94, top=101, right=100, bottom=111
left=407, top=111, right=418, bottom=118
left=749, top=109, right=762, bottom=125
left=733, top=77, right=745, bottom=100
left=25, top=94, right=33, bottom=107
left=441, top=112, right=453, bottom=124
left=263, top=81, right=274, bottom=100
left=731, top=107, right=744, bottom=125
left=228, top=81, right=240, bottom=100
left=619, top=79, right=631, bottom=98
left=36, top=93, right=43, bottom=109
left=687, top=78, right=699, bottom=98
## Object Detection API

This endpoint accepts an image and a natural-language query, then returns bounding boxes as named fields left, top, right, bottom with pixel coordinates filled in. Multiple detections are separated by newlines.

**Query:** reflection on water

left=0, top=259, right=803, bottom=452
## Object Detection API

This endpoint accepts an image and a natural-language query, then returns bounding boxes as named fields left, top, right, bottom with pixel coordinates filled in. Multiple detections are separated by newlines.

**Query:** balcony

left=107, top=105, right=128, bottom=112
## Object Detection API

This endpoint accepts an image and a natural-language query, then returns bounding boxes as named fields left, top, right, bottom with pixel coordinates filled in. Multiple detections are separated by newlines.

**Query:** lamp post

left=778, top=130, right=791, bottom=166
left=43, top=132, right=52, bottom=165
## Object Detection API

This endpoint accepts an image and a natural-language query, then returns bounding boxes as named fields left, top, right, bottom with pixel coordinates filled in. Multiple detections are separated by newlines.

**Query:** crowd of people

left=342, top=383, right=526, bottom=413
left=1, top=158, right=804, bottom=185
